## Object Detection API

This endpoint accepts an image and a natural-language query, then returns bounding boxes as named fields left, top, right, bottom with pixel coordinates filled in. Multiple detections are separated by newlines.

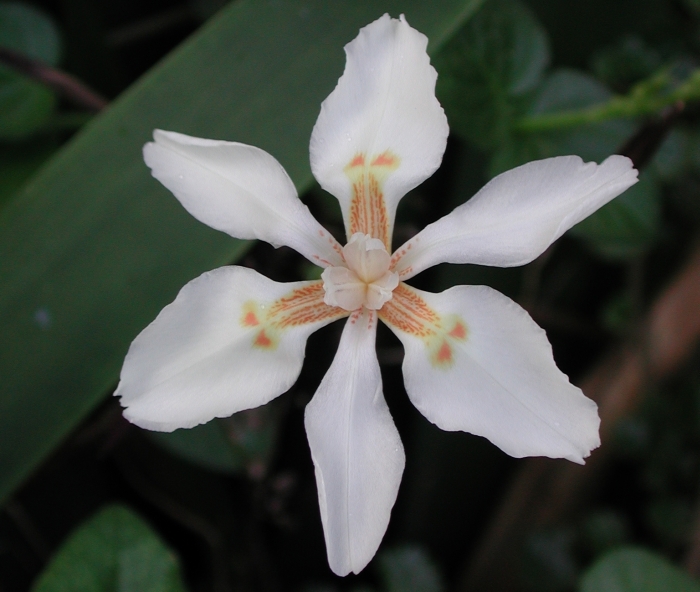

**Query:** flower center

left=321, top=233, right=399, bottom=311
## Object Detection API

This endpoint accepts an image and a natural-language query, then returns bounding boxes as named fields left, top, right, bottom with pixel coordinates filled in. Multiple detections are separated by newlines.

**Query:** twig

left=3, top=499, right=50, bottom=563
left=515, top=74, right=689, bottom=134
left=617, top=101, right=685, bottom=171
left=456, top=101, right=689, bottom=591
left=105, top=6, right=194, bottom=47
left=0, top=47, right=108, bottom=112
left=519, top=245, right=555, bottom=309
left=458, top=241, right=700, bottom=591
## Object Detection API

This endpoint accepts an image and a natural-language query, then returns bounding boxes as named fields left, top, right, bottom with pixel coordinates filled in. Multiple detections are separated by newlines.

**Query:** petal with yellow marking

left=379, top=283, right=467, bottom=369
left=243, top=282, right=348, bottom=351
left=381, top=283, right=600, bottom=463
left=116, top=267, right=347, bottom=432
left=310, top=14, right=448, bottom=244
left=344, top=151, right=398, bottom=249
left=393, top=155, right=638, bottom=280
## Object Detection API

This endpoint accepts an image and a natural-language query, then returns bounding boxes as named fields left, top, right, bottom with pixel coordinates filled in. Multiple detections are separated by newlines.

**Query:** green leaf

left=528, top=69, right=633, bottom=160
left=591, top=35, right=662, bottom=92
left=0, top=71, right=56, bottom=139
left=150, top=420, right=245, bottom=474
left=434, top=0, right=549, bottom=149
left=533, top=69, right=611, bottom=113
left=569, top=174, right=661, bottom=260
left=0, top=0, right=484, bottom=504
left=31, top=505, right=187, bottom=592
left=150, top=402, right=284, bottom=474
left=0, top=2, right=62, bottom=64
left=0, top=2, right=61, bottom=138
left=601, top=291, right=636, bottom=336
left=579, top=511, right=630, bottom=557
left=377, top=545, right=444, bottom=592
left=490, top=69, right=633, bottom=175
left=520, top=528, right=577, bottom=592
left=0, top=140, right=57, bottom=208
left=579, top=547, right=700, bottom=592
left=190, top=0, right=229, bottom=22
left=651, top=129, right=689, bottom=181
left=645, top=497, right=693, bottom=550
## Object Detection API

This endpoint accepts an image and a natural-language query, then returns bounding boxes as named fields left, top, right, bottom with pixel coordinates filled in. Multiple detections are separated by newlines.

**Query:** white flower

left=115, top=14, right=639, bottom=576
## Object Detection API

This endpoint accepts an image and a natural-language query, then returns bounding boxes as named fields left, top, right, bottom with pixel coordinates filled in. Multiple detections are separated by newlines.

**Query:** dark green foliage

left=31, top=505, right=187, bottom=592
left=434, top=0, right=549, bottom=150
left=3, top=0, right=700, bottom=590
left=0, top=2, right=60, bottom=138
left=580, top=547, right=700, bottom=592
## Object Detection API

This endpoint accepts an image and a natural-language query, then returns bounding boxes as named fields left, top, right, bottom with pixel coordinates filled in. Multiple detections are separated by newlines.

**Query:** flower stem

left=515, top=69, right=700, bottom=133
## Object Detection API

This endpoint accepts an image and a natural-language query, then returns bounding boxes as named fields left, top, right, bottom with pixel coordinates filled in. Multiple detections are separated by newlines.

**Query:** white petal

left=144, top=130, right=343, bottom=267
left=116, top=267, right=345, bottom=431
left=382, top=285, right=600, bottom=463
left=305, top=310, right=405, bottom=576
left=310, top=14, right=448, bottom=241
left=393, top=155, right=638, bottom=279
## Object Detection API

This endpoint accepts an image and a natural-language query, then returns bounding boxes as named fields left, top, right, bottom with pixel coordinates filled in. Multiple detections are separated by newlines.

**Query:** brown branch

left=458, top=241, right=700, bottom=591
left=105, top=6, right=194, bottom=47
left=0, top=47, right=108, bottom=112
left=3, top=498, right=50, bottom=563
left=617, top=101, right=685, bottom=171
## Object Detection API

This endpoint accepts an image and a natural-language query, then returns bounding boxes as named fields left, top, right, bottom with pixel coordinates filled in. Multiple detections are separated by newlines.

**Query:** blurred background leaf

left=579, top=547, right=700, bottom=592
left=570, top=175, right=661, bottom=260
left=0, top=2, right=60, bottom=62
left=31, top=505, right=187, bottom=592
left=0, top=2, right=61, bottom=139
left=434, top=0, right=549, bottom=150
left=377, top=545, right=445, bottom=592
left=491, top=68, right=634, bottom=174
left=4, top=0, right=700, bottom=590
left=0, top=0, right=485, bottom=507
left=150, top=402, right=284, bottom=476
left=149, top=420, right=246, bottom=475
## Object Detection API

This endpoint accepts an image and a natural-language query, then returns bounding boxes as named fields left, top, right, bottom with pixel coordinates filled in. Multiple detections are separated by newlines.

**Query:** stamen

left=321, top=233, right=399, bottom=312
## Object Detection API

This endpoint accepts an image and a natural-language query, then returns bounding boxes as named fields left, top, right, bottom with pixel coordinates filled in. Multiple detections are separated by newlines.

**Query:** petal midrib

left=394, top=172, right=631, bottom=274
left=445, top=337, right=585, bottom=455
left=165, top=142, right=338, bottom=260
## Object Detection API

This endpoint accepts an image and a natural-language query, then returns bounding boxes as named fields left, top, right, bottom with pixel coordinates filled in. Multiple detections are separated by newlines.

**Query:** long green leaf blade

left=0, top=0, right=482, bottom=503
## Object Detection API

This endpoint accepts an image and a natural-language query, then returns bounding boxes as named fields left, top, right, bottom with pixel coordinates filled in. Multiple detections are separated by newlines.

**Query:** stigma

left=321, top=233, right=399, bottom=311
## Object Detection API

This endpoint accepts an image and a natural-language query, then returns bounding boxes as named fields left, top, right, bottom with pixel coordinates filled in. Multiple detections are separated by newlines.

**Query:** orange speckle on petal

left=436, top=341, right=452, bottom=364
left=380, top=286, right=469, bottom=371
left=449, top=321, right=467, bottom=340
left=254, top=330, right=273, bottom=348
left=343, top=150, right=401, bottom=250
left=243, top=311, right=259, bottom=326
left=243, top=285, right=347, bottom=353
left=371, top=152, right=395, bottom=167
left=349, top=154, right=365, bottom=167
